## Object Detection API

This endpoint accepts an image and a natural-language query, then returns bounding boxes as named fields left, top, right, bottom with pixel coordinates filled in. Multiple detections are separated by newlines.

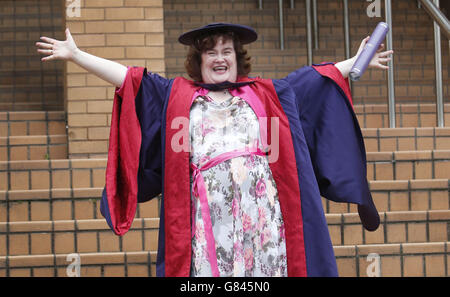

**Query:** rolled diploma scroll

left=349, top=22, right=389, bottom=81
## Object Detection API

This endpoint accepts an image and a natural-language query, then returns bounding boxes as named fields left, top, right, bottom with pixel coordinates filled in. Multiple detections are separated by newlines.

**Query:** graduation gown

left=100, top=62, right=380, bottom=277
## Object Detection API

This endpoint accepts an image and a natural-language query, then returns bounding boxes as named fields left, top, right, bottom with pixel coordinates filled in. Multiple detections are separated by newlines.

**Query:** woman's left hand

left=355, top=36, right=394, bottom=70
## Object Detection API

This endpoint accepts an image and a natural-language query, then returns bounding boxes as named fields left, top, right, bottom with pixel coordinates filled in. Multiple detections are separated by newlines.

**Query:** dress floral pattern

left=189, top=94, right=287, bottom=277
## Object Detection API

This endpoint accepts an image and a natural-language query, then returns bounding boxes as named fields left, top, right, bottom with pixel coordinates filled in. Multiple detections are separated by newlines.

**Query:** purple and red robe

left=100, top=62, right=380, bottom=277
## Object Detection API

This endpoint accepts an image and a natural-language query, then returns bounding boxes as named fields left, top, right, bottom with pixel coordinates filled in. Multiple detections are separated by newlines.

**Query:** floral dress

left=189, top=93, right=287, bottom=277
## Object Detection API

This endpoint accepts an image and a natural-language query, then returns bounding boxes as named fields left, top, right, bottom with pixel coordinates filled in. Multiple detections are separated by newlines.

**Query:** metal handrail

left=385, top=0, right=396, bottom=128
left=343, top=0, right=352, bottom=91
left=418, top=0, right=450, bottom=39
left=306, top=0, right=313, bottom=64
left=313, top=0, right=318, bottom=49
left=418, top=0, right=447, bottom=127
left=279, top=0, right=285, bottom=50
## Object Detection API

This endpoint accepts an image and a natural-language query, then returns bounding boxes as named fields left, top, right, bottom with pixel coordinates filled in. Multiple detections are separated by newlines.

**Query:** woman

left=36, top=23, right=393, bottom=277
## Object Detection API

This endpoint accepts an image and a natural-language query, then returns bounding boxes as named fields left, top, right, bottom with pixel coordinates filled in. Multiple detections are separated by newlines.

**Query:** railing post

left=313, top=0, right=318, bottom=49
left=343, top=0, right=351, bottom=90
left=385, top=0, right=396, bottom=128
left=433, top=0, right=444, bottom=127
left=279, top=0, right=285, bottom=50
left=306, top=0, right=312, bottom=64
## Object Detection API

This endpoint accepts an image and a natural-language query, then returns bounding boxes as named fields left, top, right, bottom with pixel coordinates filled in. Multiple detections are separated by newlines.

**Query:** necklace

left=207, top=89, right=233, bottom=104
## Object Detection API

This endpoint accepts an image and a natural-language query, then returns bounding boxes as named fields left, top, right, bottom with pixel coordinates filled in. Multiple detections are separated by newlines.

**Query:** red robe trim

left=105, top=67, right=144, bottom=236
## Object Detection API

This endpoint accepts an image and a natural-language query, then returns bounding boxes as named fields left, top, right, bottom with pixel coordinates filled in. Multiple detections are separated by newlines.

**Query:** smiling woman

left=184, top=31, right=251, bottom=83
left=36, top=22, right=392, bottom=277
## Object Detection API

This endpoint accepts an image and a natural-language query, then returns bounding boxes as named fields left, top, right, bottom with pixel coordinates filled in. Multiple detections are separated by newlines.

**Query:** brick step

left=0, top=111, right=66, bottom=137
left=2, top=241, right=449, bottom=276
left=1, top=177, right=448, bottom=223
left=0, top=159, right=107, bottom=191
left=1, top=148, right=449, bottom=190
left=354, top=103, right=450, bottom=128
left=1, top=146, right=449, bottom=189
left=1, top=210, right=448, bottom=258
left=366, top=150, right=450, bottom=181
left=0, top=188, right=160, bottom=222
left=0, top=251, right=157, bottom=277
left=362, top=127, right=450, bottom=152
left=0, top=218, right=159, bottom=257
left=328, top=210, right=450, bottom=246
left=0, top=134, right=68, bottom=161
left=326, top=178, right=449, bottom=214
left=335, top=241, right=450, bottom=277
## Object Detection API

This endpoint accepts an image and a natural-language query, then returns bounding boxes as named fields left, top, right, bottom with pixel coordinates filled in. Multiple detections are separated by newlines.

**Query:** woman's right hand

left=36, top=28, right=78, bottom=62
left=36, top=27, right=127, bottom=87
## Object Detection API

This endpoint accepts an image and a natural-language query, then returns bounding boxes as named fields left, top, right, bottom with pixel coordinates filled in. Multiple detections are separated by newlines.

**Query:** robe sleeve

left=282, top=62, right=380, bottom=231
left=100, top=67, right=172, bottom=236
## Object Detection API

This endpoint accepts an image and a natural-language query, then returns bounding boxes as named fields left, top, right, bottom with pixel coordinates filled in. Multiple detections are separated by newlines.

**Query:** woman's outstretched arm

left=334, top=36, right=394, bottom=79
left=36, top=28, right=127, bottom=88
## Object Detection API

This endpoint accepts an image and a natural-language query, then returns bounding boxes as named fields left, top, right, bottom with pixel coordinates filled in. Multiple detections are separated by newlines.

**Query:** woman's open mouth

left=213, top=66, right=228, bottom=73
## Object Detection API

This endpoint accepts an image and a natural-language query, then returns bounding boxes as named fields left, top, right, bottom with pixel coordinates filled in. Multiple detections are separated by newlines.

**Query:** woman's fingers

left=37, top=49, right=53, bottom=55
left=377, top=43, right=384, bottom=52
left=39, top=36, right=58, bottom=44
left=65, top=28, right=74, bottom=42
left=41, top=55, right=54, bottom=62
left=377, top=57, right=391, bottom=63
left=35, top=42, right=53, bottom=49
left=378, top=64, right=389, bottom=70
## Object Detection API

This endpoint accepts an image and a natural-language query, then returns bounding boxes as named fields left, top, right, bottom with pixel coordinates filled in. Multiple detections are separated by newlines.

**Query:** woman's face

left=200, top=37, right=237, bottom=84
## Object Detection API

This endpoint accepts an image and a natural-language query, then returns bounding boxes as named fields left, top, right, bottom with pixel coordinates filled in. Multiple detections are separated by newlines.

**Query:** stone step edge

left=1, top=242, right=448, bottom=268
left=0, top=135, right=68, bottom=146
left=0, top=178, right=448, bottom=201
left=0, top=104, right=448, bottom=115
left=1, top=148, right=449, bottom=170
left=0, top=187, right=106, bottom=201
left=2, top=127, right=449, bottom=144
left=1, top=209, right=449, bottom=233
left=0, top=250, right=157, bottom=268
left=362, top=127, right=450, bottom=137
left=366, top=149, right=450, bottom=161
left=0, top=217, right=159, bottom=233
left=0, top=158, right=107, bottom=171
left=3, top=128, right=443, bottom=142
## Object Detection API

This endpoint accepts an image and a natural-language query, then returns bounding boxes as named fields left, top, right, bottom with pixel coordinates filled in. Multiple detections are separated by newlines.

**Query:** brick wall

left=65, top=0, right=165, bottom=158
left=0, top=0, right=65, bottom=112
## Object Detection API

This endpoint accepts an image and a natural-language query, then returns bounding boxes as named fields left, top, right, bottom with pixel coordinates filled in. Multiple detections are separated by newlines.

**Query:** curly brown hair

left=184, top=31, right=252, bottom=82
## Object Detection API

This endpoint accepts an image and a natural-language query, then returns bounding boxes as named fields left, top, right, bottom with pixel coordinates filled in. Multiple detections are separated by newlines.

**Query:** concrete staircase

left=1, top=0, right=449, bottom=276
